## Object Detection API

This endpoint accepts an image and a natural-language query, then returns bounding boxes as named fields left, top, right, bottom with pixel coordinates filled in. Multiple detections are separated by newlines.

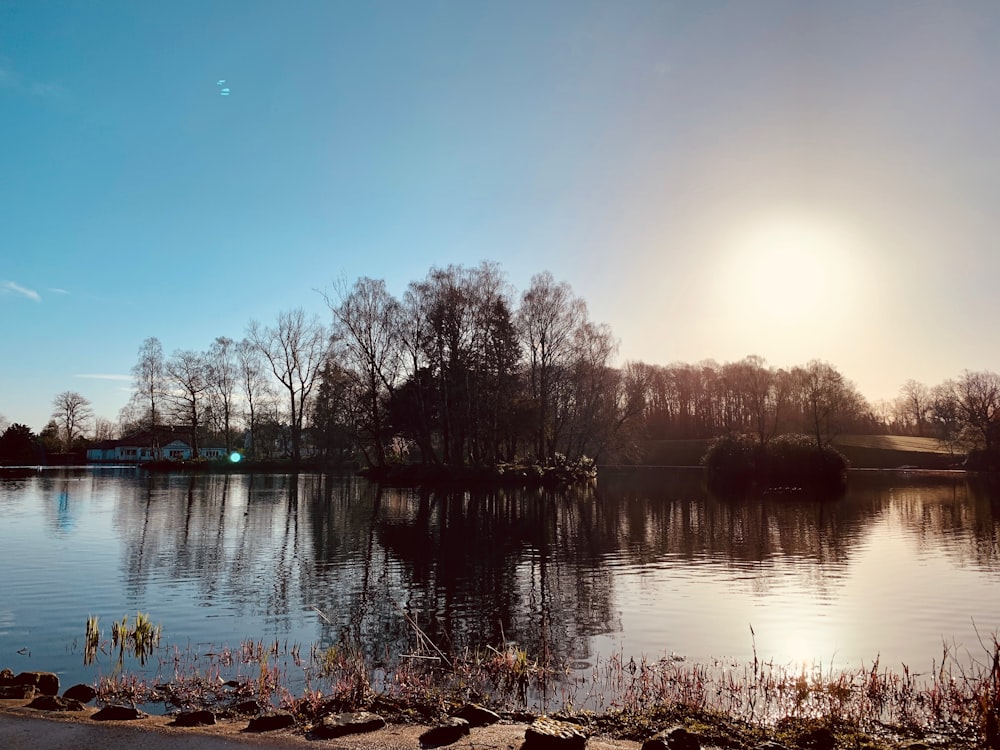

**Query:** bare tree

left=325, top=277, right=402, bottom=467
left=518, top=271, right=587, bottom=460
left=734, top=355, right=787, bottom=445
left=165, top=350, right=209, bottom=456
left=899, top=379, right=931, bottom=436
left=796, top=360, right=866, bottom=450
left=236, top=338, right=269, bottom=458
left=952, top=370, right=1000, bottom=452
left=206, top=336, right=238, bottom=452
left=93, top=416, right=116, bottom=442
left=248, top=309, right=329, bottom=462
left=129, top=337, right=165, bottom=451
left=50, top=391, right=93, bottom=451
left=563, top=320, right=621, bottom=460
left=928, top=380, right=963, bottom=451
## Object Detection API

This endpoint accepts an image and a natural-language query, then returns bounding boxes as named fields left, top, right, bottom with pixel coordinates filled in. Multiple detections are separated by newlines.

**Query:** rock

left=27, top=695, right=85, bottom=712
left=798, top=727, right=835, bottom=750
left=312, top=711, right=387, bottom=739
left=234, top=699, right=264, bottom=715
left=63, top=684, right=97, bottom=703
left=246, top=711, right=296, bottom=732
left=525, top=716, right=588, bottom=750
left=174, top=709, right=217, bottom=727
left=0, top=668, right=14, bottom=685
left=453, top=703, right=500, bottom=727
left=0, top=684, right=35, bottom=699
left=754, top=743, right=791, bottom=750
left=420, top=717, right=470, bottom=747
left=13, top=671, right=59, bottom=696
left=92, top=705, right=145, bottom=721
left=642, top=726, right=700, bottom=750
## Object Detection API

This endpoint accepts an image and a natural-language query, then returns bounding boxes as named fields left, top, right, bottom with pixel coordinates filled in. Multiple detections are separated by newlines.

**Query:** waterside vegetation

left=39, top=614, right=1000, bottom=750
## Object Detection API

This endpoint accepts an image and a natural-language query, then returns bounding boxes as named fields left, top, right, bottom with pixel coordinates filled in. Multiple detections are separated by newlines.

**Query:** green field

left=636, top=434, right=962, bottom=470
left=832, top=434, right=952, bottom=453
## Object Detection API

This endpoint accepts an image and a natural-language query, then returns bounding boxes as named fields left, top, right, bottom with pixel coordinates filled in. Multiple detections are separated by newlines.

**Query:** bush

left=965, top=448, right=1000, bottom=472
left=702, top=433, right=848, bottom=493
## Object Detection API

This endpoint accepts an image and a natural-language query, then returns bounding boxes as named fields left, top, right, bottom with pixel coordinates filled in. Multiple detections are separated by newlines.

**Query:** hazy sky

left=3, top=0, right=1000, bottom=432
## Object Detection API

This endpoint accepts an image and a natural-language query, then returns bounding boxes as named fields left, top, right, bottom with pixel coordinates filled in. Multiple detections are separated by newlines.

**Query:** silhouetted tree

left=952, top=369, right=1000, bottom=452
left=129, top=337, right=165, bottom=453
left=236, top=337, right=270, bottom=457
left=899, top=379, right=932, bottom=437
left=928, top=380, right=962, bottom=449
left=93, top=416, right=116, bottom=442
left=795, top=360, right=866, bottom=451
left=38, top=420, right=61, bottom=454
left=248, top=309, right=329, bottom=462
left=311, top=357, right=355, bottom=463
left=325, top=277, right=402, bottom=467
left=206, top=336, right=238, bottom=452
left=518, top=271, right=587, bottom=460
left=0, top=423, right=38, bottom=464
left=50, top=390, right=93, bottom=451
left=165, top=349, right=209, bottom=456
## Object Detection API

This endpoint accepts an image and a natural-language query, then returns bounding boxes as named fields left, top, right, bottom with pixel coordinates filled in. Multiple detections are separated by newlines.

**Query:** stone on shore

left=11, top=671, right=59, bottom=696
left=63, top=684, right=97, bottom=703
left=0, top=684, right=35, bottom=699
left=641, top=726, right=700, bottom=750
left=174, top=709, right=217, bottom=727
left=453, top=703, right=500, bottom=726
left=312, top=711, right=387, bottom=739
left=246, top=711, right=296, bottom=732
left=419, top=716, right=470, bottom=747
left=27, top=695, right=85, bottom=712
left=92, top=705, right=145, bottom=721
left=525, top=716, right=588, bottom=750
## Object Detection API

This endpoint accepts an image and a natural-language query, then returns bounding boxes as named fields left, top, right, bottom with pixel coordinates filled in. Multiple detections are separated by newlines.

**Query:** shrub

left=702, top=433, right=847, bottom=492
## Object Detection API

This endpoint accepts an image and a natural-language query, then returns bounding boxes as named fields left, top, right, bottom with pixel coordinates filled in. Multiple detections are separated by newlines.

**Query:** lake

left=2, top=466, right=1000, bottom=706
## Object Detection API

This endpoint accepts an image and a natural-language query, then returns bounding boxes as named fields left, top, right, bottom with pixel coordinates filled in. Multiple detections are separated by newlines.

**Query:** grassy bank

left=637, top=435, right=959, bottom=471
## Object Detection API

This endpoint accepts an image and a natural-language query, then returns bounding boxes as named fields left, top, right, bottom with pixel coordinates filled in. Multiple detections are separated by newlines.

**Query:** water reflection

left=2, top=467, right=1000, bottom=691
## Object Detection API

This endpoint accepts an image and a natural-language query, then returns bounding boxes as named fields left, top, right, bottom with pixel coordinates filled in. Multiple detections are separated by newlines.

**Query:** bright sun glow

left=713, top=211, right=872, bottom=351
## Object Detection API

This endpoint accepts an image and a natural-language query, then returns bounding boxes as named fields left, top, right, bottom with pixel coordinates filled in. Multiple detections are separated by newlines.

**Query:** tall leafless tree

left=325, top=277, right=402, bottom=467
left=93, top=416, right=116, bottom=442
left=518, top=271, right=587, bottom=460
left=129, top=337, right=165, bottom=450
left=248, top=309, right=329, bottom=462
left=50, top=391, right=93, bottom=451
left=165, top=349, right=209, bottom=456
left=236, top=338, right=268, bottom=457
left=951, top=369, right=1000, bottom=451
left=898, top=379, right=931, bottom=437
left=795, top=359, right=865, bottom=451
left=206, top=336, right=238, bottom=452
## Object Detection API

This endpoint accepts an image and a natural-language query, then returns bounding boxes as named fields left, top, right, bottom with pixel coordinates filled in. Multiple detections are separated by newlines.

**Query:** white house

left=87, top=431, right=227, bottom=463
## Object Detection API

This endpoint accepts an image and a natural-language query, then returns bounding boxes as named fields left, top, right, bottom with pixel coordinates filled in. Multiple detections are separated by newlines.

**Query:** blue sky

left=3, top=0, right=1000, bottom=432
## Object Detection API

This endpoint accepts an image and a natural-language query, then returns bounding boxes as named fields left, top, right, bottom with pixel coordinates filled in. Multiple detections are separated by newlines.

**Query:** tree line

left=3, top=262, right=1000, bottom=466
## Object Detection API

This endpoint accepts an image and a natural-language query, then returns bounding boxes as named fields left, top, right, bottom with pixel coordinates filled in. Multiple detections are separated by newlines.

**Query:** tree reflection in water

left=47, top=467, right=1000, bottom=695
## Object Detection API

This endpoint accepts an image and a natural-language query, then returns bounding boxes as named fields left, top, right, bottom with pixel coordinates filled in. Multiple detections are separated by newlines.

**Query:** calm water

left=2, top=466, right=1000, bottom=697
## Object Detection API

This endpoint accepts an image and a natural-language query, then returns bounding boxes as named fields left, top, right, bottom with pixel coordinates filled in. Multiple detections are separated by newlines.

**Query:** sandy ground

left=0, top=700, right=643, bottom=750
